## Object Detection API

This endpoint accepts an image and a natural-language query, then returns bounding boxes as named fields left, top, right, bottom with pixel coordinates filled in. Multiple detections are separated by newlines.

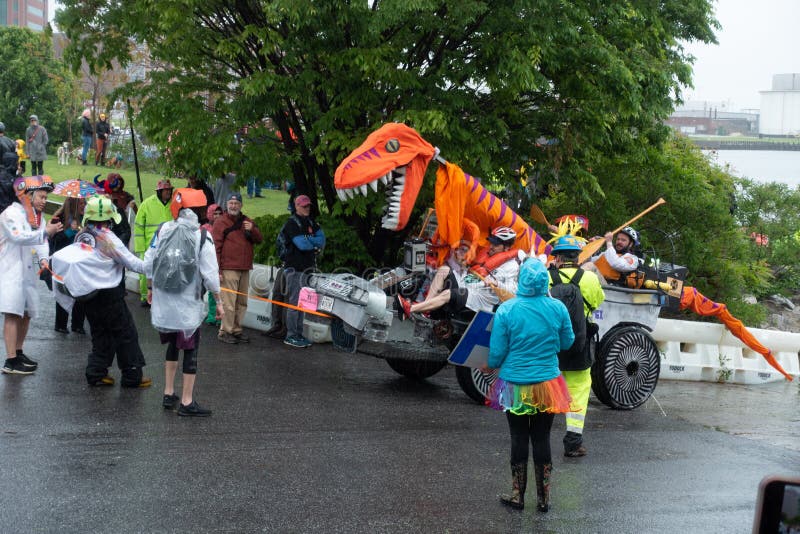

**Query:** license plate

left=318, top=295, right=334, bottom=312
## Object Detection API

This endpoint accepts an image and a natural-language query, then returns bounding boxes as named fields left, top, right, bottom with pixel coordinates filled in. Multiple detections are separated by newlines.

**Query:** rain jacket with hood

left=144, top=209, right=220, bottom=336
left=0, top=202, right=49, bottom=318
left=134, top=193, right=172, bottom=254
left=488, top=259, right=574, bottom=385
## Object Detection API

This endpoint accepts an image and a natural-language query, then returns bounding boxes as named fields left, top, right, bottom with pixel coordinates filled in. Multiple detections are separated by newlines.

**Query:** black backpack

left=276, top=215, right=301, bottom=263
left=549, top=266, right=595, bottom=369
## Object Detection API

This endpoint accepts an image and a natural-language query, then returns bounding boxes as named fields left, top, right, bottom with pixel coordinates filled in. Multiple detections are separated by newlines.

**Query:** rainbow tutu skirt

left=486, top=375, right=573, bottom=415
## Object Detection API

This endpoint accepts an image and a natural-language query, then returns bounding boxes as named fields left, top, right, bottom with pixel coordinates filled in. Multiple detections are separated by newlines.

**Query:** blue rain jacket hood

left=517, top=258, right=550, bottom=297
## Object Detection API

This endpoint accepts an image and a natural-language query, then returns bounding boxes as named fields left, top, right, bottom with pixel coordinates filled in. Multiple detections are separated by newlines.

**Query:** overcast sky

left=682, top=0, right=800, bottom=111
left=49, top=0, right=798, bottom=112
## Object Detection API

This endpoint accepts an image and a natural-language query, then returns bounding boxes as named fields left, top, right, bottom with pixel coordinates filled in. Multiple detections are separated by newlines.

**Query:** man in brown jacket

left=212, top=192, right=263, bottom=344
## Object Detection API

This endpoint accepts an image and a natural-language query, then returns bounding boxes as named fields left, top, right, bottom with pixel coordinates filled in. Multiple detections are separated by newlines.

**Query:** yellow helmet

left=82, top=195, right=122, bottom=226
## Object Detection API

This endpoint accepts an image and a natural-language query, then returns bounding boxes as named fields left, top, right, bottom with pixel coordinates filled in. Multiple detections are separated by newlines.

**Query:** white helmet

left=489, top=226, right=517, bottom=246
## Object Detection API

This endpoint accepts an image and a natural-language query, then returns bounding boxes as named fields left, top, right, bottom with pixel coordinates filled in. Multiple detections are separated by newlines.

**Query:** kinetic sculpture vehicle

left=305, top=123, right=792, bottom=409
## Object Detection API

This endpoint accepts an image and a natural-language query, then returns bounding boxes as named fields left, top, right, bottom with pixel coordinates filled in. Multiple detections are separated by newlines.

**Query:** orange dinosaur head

left=334, top=123, right=435, bottom=231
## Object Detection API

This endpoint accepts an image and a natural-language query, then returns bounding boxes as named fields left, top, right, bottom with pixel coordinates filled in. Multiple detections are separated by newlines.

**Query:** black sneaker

left=71, top=327, right=86, bottom=335
left=177, top=401, right=212, bottom=417
left=2, top=358, right=35, bottom=375
left=15, top=351, right=38, bottom=370
left=233, top=332, right=250, bottom=343
left=162, top=394, right=180, bottom=410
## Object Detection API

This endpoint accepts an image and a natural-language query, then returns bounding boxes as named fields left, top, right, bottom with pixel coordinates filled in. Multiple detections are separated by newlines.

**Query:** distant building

left=759, top=74, right=800, bottom=137
left=0, top=0, right=48, bottom=31
left=665, top=101, right=758, bottom=136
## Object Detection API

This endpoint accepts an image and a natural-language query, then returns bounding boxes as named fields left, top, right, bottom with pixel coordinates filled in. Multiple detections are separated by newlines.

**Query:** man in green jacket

left=134, top=179, right=173, bottom=306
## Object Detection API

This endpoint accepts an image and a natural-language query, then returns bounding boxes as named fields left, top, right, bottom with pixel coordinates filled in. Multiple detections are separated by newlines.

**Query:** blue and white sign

left=448, top=311, right=494, bottom=368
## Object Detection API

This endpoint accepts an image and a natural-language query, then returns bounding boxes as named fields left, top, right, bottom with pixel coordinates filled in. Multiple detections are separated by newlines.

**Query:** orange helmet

left=170, top=187, right=207, bottom=219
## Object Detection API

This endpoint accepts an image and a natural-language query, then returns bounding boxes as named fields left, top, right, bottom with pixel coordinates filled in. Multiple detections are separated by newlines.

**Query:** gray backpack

left=152, top=224, right=207, bottom=293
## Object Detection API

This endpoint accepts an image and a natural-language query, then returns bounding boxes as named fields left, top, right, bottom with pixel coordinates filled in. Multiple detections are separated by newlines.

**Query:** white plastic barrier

left=652, top=318, right=800, bottom=384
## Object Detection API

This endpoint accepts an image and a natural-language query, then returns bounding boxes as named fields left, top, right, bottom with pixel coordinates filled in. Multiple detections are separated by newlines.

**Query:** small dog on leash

left=57, top=142, right=70, bottom=165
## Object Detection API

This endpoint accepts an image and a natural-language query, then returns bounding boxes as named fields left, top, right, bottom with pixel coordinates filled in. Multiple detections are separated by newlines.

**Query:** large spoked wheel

left=385, top=359, right=447, bottom=379
left=591, top=325, right=661, bottom=410
left=455, top=366, right=498, bottom=404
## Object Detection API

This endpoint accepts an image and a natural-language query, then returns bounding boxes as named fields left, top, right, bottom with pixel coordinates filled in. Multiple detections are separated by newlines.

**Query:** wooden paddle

left=577, top=198, right=667, bottom=264
left=529, top=204, right=550, bottom=227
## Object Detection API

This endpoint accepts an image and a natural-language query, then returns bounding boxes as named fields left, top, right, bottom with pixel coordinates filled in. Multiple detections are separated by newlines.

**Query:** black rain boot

left=499, top=462, right=527, bottom=510
left=534, top=463, right=552, bottom=512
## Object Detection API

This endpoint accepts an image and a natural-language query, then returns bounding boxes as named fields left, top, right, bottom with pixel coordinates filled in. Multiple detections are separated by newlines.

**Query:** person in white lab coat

left=0, top=176, right=62, bottom=375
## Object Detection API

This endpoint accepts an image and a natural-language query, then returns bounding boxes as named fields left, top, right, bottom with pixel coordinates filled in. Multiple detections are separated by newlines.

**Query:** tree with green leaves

left=734, top=178, right=800, bottom=296
left=0, top=26, right=75, bottom=146
left=55, top=0, right=717, bottom=262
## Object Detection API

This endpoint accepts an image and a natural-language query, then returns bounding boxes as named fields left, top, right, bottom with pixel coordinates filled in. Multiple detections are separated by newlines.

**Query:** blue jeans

left=246, top=176, right=261, bottom=197
left=81, top=134, right=92, bottom=163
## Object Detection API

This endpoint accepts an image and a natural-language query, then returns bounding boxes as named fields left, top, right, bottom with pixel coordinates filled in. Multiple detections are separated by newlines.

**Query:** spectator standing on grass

left=280, top=195, right=325, bottom=349
left=95, top=113, right=111, bottom=166
left=212, top=192, right=262, bottom=344
left=79, top=109, right=93, bottom=166
left=25, top=115, right=49, bottom=175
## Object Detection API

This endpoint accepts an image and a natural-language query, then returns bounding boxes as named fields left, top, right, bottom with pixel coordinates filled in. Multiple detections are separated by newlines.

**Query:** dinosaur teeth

left=382, top=215, right=399, bottom=229
left=369, top=180, right=379, bottom=192
left=380, top=174, right=389, bottom=185
left=337, top=189, right=347, bottom=202
left=359, top=184, right=368, bottom=196
left=345, top=188, right=355, bottom=199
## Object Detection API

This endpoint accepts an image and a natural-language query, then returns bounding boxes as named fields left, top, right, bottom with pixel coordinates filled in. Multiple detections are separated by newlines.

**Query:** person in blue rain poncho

left=484, top=258, right=574, bottom=513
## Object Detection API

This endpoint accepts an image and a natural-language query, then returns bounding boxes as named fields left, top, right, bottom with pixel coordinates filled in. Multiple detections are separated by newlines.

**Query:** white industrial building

left=759, top=73, right=800, bottom=136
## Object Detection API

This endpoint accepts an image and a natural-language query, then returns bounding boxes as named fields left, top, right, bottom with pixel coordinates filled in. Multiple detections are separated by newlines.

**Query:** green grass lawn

left=42, top=161, right=287, bottom=218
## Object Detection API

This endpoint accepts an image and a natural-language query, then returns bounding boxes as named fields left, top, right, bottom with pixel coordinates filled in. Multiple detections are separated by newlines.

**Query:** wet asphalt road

left=1, top=287, right=799, bottom=533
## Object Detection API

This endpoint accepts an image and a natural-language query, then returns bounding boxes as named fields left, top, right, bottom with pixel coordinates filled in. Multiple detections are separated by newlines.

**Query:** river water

left=706, top=150, right=800, bottom=187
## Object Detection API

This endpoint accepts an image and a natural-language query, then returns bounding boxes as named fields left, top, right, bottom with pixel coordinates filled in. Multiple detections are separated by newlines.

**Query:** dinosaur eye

left=385, top=138, right=400, bottom=153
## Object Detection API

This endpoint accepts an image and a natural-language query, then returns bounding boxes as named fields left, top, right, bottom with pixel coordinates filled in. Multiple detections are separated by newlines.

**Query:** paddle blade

left=578, top=238, right=605, bottom=264
left=529, top=204, right=549, bottom=226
